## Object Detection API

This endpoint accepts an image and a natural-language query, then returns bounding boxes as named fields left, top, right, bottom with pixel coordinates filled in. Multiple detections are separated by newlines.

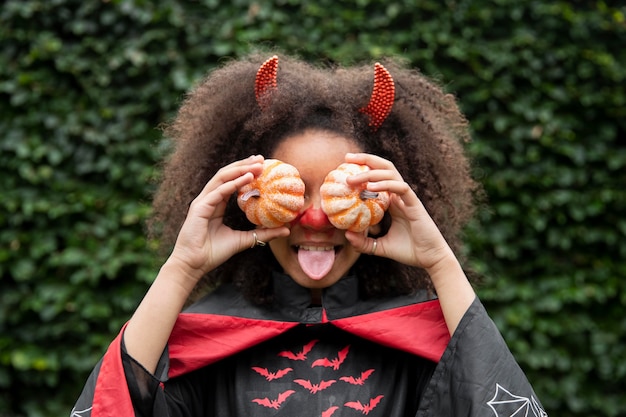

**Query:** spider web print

left=487, top=384, right=547, bottom=417
left=69, top=406, right=92, bottom=417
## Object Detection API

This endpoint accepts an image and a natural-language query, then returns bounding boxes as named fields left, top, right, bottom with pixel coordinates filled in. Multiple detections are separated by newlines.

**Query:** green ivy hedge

left=1, top=1, right=624, bottom=416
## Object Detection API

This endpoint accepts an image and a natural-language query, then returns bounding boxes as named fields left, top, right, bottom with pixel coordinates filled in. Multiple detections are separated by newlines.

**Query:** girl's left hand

left=342, top=153, right=456, bottom=272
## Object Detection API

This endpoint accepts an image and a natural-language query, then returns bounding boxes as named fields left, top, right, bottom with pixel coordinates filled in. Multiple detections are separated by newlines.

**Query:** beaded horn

left=359, top=63, right=395, bottom=131
left=255, top=55, right=279, bottom=109
left=255, top=57, right=395, bottom=131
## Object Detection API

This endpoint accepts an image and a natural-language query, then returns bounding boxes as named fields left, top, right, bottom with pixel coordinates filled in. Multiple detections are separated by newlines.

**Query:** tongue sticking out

left=297, top=247, right=335, bottom=280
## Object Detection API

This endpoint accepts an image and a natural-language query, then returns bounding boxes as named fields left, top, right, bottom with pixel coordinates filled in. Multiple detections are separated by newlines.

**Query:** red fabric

left=91, top=300, right=449, bottom=416
left=331, top=300, right=450, bottom=362
left=92, top=323, right=134, bottom=417
left=168, top=315, right=299, bottom=378
left=92, top=318, right=297, bottom=417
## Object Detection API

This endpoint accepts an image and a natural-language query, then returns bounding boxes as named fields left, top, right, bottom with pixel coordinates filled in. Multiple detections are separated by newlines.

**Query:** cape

left=71, top=274, right=547, bottom=417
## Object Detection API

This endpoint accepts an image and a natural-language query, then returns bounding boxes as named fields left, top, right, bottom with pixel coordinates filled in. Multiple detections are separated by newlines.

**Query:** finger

left=244, top=227, right=290, bottom=250
left=386, top=191, right=430, bottom=226
left=196, top=155, right=264, bottom=200
left=212, top=155, right=265, bottom=183
left=343, top=154, right=419, bottom=210
left=203, top=156, right=263, bottom=193
left=352, top=175, right=421, bottom=212
left=190, top=171, right=255, bottom=219
left=369, top=238, right=379, bottom=256
left=367, top=179, right=414, bottom=197
left=344, top=231, right=381, bottom=256
left=344, top=153, right=403, bottom=186
left=345, top=171, right=395, bottom=190
left=345, top=152, right=398, bottom=169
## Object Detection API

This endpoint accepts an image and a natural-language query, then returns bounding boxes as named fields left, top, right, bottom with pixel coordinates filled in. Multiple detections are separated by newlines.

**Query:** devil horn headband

left=359, top=62, right=395, bottom=131
left=255, top=55, right=279, bottom=109
left=255, top=57, right=395, bottom=130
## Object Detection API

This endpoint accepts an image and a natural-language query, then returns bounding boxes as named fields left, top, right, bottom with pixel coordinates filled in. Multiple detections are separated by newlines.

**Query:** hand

left=166, top=155, right=290, bottom=285
left=342, top=153, right=456, bottom=272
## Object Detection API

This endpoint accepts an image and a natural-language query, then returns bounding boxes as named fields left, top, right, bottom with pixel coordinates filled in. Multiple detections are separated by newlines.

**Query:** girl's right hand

left=165, top=155, right=290, bottom=286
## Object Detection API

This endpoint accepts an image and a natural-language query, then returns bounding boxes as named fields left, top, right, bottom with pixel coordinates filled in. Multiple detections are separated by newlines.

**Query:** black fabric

left=121, top=273, right=438, bottom=416
left=417, top=300, right=547, bottom=417
left=71, top=360, right=101, bottom=417
left=125, top=324, right=436, bottom=417
left=72, top=272, right=548, bottom=417
left=184, top=272, right=434, bottom=322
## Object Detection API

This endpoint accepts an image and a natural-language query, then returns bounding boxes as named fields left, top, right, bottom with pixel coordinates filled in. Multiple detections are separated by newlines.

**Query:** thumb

left=345, top=231, right=379, bottom=256
left=244, top=227, right=290, bottom=250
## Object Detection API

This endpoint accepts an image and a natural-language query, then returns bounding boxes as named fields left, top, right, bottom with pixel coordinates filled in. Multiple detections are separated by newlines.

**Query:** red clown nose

left=296, top=207, right=333, bottom=230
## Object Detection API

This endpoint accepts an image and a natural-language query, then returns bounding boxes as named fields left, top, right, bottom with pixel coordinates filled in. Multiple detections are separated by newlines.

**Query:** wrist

left=424, top=248, right=463, bottom=283
left=159, top=257, right=205, bottom=294
left=423, top=248, right=475, bottom=335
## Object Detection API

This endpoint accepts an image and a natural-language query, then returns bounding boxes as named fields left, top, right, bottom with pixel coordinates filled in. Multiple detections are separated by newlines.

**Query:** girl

left=72, top=54, right=545, bottom=417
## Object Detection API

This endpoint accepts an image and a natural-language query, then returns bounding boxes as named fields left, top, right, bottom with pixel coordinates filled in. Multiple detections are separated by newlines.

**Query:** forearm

left=425, top=248, right=476, bottom=336
left=123, top=260, right=201, bottom=374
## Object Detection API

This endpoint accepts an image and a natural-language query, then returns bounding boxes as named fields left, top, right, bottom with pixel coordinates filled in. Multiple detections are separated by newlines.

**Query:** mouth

left=294, top=244, right=341, bottom=280
left=293, top=244, right=341, bottom=253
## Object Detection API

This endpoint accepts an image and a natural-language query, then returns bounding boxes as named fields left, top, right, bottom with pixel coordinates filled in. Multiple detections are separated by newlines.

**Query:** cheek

left=269, top=236, right=291, bottom=253
left=288, top=212, right=302, bottom=228
left=268, top=239, right=294, bottom=271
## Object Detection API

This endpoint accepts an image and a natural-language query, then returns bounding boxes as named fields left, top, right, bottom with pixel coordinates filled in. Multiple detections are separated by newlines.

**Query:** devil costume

left=71, top=273, right=546, bottom=417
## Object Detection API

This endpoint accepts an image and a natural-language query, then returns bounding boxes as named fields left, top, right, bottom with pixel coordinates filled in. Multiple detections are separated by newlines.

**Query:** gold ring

left=251, top=231, right=266, bottom=248
left=370, top=239, right=377, bottom=256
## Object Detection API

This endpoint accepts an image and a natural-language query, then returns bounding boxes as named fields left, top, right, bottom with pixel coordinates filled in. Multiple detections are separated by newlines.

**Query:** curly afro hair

left=149, top=52, right=481, bottom=305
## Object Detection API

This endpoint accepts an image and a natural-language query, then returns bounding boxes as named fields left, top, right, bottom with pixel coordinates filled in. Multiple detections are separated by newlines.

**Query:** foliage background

left=1, top=0, right=624, bottom=416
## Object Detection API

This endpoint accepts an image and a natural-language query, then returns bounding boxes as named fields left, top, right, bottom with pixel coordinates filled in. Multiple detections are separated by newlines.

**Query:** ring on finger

left=370, top=239, right=377, bottom=256
left=251, top=231, right=266, bottom=248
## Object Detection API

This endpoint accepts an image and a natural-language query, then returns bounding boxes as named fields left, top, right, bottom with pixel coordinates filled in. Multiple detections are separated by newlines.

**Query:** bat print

left=293, top=378, right=337, bottom=394
left=344, top=394, right=384, bottom=415
left=340, top=369, right=375, bottom=385
left=252, top=389, right=296, bottom=409
left=312, top=345, right=350, bottom=370
left=278, top=339, right=319, bottom=361
left=322, top=406, right=339, bottom=417
left=251, top=366, right=293, bottom=381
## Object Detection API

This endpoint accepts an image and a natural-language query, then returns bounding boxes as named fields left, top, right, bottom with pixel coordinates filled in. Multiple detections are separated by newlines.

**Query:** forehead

left=271, top=130, right=362, bottom=180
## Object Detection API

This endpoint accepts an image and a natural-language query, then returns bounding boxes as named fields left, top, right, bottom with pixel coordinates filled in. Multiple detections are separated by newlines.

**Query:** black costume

left=72, top=273, right=546, bottom=417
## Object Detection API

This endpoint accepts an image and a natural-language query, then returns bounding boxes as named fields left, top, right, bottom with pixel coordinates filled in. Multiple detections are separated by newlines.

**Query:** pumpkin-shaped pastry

left=237, top=159, right=305, bottom=228
left=320, top=163, right=390, bottom=232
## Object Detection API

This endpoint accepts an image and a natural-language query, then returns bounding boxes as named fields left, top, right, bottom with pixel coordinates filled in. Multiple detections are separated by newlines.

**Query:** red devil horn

left=255, top=56, right=279, bottom=109
left=359, top=63, right=395, bottom=131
